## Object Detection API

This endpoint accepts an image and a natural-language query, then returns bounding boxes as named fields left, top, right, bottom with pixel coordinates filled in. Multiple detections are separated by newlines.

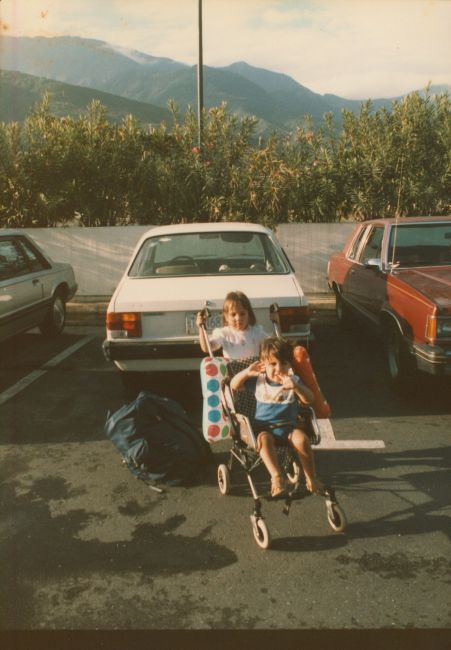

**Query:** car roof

left=139, top=222, right=274, bottom=238
left=357, top=216, right=451, bottom=227
left=0, top=229, right=33, bottom=236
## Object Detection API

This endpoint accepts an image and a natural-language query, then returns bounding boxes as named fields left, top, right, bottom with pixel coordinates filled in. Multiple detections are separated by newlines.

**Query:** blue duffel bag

left=104, top=390, right=212, bottom=486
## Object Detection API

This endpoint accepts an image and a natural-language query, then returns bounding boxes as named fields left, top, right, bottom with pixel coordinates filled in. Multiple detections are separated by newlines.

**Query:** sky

left=1, top=0, right=450, bottom=99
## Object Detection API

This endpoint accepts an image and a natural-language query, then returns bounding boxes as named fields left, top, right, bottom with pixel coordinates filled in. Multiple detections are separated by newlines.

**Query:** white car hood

left=111, top=273, right=305, bottom=312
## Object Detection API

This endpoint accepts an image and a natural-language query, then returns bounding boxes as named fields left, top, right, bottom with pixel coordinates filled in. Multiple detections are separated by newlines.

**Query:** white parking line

left=316, top=418, right=385, bottom=450
left=0, top=335, right=94, bottom=406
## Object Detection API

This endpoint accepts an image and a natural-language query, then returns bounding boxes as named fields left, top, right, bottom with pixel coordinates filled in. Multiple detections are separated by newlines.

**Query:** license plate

left=185, top=311, right=222, bottom=335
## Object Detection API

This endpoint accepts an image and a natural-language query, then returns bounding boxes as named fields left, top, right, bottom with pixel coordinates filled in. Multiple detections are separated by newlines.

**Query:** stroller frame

left=200, top=303, right=347, bottom=549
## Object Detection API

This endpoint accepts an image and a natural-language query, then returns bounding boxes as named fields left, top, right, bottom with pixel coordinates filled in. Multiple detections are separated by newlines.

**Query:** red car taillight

left=106, top=312, right=142, bottom=337
left=278, top=306, right=310, bottom=332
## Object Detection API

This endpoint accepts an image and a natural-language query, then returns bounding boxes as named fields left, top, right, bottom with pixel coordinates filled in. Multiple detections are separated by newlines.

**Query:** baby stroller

left=200, top=304, right=347, bottom=549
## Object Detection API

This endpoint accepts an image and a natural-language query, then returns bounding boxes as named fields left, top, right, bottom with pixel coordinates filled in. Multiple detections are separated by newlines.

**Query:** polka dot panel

left=200, top=356, right=232, bottom=442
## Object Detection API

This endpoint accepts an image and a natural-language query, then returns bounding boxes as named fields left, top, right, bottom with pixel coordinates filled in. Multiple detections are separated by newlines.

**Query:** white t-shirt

left=209, top=324, right=268, bottom=359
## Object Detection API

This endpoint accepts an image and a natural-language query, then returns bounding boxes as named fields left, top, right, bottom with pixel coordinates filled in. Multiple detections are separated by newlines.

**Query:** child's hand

left=281, top=374, right=296, bottom=390
left=196, top=311, right=207, bottom=328
left=231, top=360, right=263, bottom=392
left=247, top=360, right=264, bottom=376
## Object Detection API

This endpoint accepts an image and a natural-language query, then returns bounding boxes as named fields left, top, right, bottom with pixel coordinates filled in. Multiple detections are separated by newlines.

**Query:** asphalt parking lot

left=0, top=308, right=450, bottom=647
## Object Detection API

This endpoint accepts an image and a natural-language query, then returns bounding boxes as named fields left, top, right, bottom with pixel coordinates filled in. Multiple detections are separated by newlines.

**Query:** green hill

left=0, top=69, right=171, bottom=125
left=1, top=35, right=448, bottom=133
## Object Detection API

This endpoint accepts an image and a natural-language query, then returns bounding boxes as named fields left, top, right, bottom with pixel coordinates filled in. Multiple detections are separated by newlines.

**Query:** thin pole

left=197, top=0, right=204, bottom=151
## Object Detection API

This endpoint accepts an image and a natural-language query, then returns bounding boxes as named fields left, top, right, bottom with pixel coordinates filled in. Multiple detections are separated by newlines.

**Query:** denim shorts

left=254, top=420, right=294, bottom=442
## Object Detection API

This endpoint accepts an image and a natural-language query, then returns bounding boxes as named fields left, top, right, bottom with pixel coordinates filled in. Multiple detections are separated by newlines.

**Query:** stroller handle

left=199, top=306, right=214, bottom=357
left=269, top=303, right=282, bottom=337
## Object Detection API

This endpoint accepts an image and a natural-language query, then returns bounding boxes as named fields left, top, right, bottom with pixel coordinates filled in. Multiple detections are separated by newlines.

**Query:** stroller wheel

left=285, top=459, right=301, bottom=485
left=280, top=448, right=301, bottom=485
left=217, top=464, right=231, bottom=495
left=250, top=515, right=271, bottom=549
left=326, top=503, right=347, bottom=532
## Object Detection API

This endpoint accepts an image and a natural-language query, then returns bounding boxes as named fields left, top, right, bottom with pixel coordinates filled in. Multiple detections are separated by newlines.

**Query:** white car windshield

left=128, top=231, right=290, bottom=277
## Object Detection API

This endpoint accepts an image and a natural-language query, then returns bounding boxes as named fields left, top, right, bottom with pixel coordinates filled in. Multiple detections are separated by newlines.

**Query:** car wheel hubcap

left=54, top=298, right=65, bottom=328
left=336, top=298, right=345, bottom=323
left=388, top=330, right=400, bottom=377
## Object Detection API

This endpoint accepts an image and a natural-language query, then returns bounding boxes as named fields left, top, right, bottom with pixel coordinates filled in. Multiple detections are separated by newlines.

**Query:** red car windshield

left=388, top=222, right=451, bottom=267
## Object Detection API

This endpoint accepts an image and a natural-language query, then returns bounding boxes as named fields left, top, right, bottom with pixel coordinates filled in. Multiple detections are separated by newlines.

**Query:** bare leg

left=289, top=429, right=324, bottom=493
left=256, top=431, right=282, bottom=478
left=257, top=431, right=286, bottom=497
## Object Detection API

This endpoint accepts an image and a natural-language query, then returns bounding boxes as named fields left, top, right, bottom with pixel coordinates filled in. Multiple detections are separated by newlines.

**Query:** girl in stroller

left=231, top=337, right=324, bottom=498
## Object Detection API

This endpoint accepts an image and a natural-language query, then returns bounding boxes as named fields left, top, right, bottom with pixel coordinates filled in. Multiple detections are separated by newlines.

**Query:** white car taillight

left=106, top=312, right=142, bottom=338
left=278, top=306, right=311, bottom=333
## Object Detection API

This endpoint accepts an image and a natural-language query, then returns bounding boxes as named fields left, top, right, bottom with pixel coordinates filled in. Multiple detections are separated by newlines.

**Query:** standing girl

left=196, top=291, right=268, bottom=360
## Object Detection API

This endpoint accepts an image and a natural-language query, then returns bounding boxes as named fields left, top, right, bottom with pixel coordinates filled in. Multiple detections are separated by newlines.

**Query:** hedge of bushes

left=0, top=89, right=449, bottom=227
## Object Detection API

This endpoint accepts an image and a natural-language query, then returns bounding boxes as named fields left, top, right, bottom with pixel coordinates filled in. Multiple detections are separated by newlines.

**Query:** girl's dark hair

left=222, top=291, right=257, bottom=326
left=260, top=337, right=293, bottom=363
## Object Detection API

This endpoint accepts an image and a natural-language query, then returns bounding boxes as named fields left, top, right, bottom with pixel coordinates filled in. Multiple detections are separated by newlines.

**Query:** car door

left=0, top=236, right=45, bottom=340
left=346, top=226, right=386, bottom=324
left=341, top=224, right=371, bottom=305
left=17, top=235, right=53, bottom=299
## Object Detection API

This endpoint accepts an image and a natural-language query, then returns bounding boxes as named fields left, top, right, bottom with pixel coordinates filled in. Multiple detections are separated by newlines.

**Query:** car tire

left=335, top=290, right=351, bottom=328
left=39, top=293, right=66, bottom=336
left=387, top=322, right=415, bottom=389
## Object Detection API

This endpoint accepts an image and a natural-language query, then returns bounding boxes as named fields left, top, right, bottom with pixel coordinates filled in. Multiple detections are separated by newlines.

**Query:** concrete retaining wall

left=278, top=223, right=354, bottom=293
left=23, top=223, right=356, bottom=296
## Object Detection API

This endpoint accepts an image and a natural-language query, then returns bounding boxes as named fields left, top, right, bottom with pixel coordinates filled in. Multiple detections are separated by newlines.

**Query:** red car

left=327, top=216, right=451, bottom=386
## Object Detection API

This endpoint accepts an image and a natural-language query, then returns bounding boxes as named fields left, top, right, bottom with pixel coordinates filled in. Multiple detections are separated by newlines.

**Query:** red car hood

left=396, top=266, right=451, bottom=312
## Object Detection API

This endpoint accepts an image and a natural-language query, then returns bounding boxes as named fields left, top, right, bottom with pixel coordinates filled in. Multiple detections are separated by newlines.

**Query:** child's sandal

left=271, top=475, right=287, bottom=499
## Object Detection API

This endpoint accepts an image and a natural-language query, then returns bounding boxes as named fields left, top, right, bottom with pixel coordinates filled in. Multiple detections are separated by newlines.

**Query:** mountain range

left=0, top=35, right=449, bottom=133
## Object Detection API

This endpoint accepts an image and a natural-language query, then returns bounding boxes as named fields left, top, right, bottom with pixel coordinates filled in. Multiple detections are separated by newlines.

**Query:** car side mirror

left=364, top=258, right=382, bottom=270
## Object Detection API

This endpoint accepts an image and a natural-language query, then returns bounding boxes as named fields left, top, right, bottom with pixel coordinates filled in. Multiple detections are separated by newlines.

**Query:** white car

left=103, top=222, right=310, bottom=378
left=0, top=230, right=78, bottom=342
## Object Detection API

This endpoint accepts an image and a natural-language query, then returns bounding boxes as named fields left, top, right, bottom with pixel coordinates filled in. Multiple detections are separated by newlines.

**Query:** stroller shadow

left=317, top=446, right=451, bottom=542
left=211, top=442, right=451, bottom=550
left=271, top=534, right=348, bottom=552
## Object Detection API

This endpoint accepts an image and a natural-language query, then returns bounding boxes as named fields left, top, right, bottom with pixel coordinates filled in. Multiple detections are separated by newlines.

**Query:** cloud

left=1, top=0, right=449, bottom=98
left=201, top=0, right=451, bottom=97
left=199, top=0, right=451, bottom=97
